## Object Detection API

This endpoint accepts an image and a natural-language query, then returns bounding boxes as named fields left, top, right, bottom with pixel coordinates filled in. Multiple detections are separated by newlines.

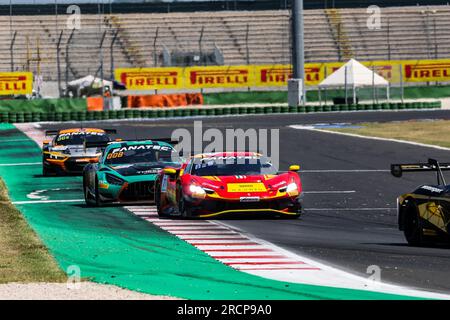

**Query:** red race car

left=154, top=152, right=303, bottom=218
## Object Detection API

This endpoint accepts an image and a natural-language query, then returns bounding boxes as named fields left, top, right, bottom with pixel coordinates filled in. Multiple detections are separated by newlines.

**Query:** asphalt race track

left=41, top=110, right=450, bottom=294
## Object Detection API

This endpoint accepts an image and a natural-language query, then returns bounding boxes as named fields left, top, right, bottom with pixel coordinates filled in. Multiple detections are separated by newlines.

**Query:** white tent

left=319, top=58, right=390, bottom=104
left=68, top=75, right=112, bottom=90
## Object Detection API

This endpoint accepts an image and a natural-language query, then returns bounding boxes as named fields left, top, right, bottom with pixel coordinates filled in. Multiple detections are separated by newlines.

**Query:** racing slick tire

left=155, top=182, right=170, bottom=218
left=178, top=198, right=192, bottom=219
left=42, top=165, right=52, bottom=177
left=403, top=201, right=425, bottom=246
left=84, top=175, right=101, bottom=207
left=42, top=157, right=54, bottom=176
left=280, top=201, right=302, bottom=219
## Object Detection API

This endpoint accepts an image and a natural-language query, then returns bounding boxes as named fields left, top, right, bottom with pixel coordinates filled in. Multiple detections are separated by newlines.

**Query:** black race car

left=391, top=159, right=450, bottom=246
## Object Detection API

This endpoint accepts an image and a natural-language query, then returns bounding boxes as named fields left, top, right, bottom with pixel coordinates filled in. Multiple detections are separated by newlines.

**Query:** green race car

left=83, top=139, right=182, bottom=206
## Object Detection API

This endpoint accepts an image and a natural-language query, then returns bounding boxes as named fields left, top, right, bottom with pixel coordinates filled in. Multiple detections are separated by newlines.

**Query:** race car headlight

left=48, top=153, right=67, bottom=160
left=285, top=182, right=299, bottom=196
left=189, top=184, right=206, bottom=198
left=286, top=182, right=298, bottom=193
left=105, top=173, right=125, bottom=185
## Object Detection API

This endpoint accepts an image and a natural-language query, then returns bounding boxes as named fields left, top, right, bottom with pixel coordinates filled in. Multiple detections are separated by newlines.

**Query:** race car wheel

left=42, top=158, right=54, bottom=176
left=178, top=198, right=192, bottom=219
left=155, top=182, right=169, bottom=218
left=403, top=202, right=424, bottom=246
left=155, top=182, right=161, bottom=210
left=84, top=175, right=101, bottom=207
left=42, top=165, right=51, bottom=177
left=84, top=174, right=95, bottom=206
left=93, top=177, right=102, bottom=207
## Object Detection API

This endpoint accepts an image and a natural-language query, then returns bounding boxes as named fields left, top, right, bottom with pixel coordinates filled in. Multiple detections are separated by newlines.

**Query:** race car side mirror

left=391, top=164, right=402, bottom=178
left=43, top=140, right=50, bottom=145
left=289, top=165, right=300, bottom=172
left=163, top=168, right=177, bottom=176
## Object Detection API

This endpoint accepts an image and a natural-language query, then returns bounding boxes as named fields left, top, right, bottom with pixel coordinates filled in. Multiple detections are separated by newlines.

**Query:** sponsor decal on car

left=420, top=185, right=444, bottom=193
left=110, top=144, right=172, bottom=153
left=136, top=169, right=161, bottom=175
left=227, top=183, right=267, bottom=193
left=239, top=196, right=261, bottom=202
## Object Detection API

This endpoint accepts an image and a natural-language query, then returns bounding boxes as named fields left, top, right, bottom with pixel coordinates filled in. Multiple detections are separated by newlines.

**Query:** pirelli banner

left=0, top=72, right=33, bottom=95
left=115, top=59, right=450, bottom=90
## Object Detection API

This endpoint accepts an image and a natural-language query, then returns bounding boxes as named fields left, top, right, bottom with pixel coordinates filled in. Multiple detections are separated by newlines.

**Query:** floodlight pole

left=292, top=0, right=306, bottom=103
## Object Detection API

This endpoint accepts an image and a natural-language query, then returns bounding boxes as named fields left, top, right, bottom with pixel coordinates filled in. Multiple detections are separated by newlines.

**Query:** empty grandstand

left=2, top=1, right=450, bottom=89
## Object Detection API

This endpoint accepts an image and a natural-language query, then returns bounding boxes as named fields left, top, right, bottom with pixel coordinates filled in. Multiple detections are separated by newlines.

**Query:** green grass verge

left=327, top=120, right=450, bottom=148
left=0, top=178, right=67, bottom=284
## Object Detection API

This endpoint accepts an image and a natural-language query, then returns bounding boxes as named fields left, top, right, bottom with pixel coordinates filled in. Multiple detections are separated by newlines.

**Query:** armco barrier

left=0, top=101, right=442, bottom=123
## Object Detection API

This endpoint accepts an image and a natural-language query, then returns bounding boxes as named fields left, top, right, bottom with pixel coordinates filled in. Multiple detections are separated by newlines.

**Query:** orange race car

left=154, top=152, right=303, bottom=218
left=42, top=128, right=116, bottom=176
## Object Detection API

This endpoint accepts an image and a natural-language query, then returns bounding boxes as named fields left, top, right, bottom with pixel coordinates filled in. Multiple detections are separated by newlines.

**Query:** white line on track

left=12, top=199, right=84, bottom=205
left=0, top=139, right=32, bottom=143
left=303, top=190, right=356, bottom=194
left=305, top=207, right=395, bottom=211
left=0, top=162, right=40, bottom=167
left=289, top=124, right=450, bottom=152
left=301, top=169, right=389, bottom=173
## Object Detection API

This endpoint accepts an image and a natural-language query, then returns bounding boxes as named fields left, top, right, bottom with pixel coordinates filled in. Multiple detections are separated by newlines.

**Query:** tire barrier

left=0, top=101, right=443, bottom=123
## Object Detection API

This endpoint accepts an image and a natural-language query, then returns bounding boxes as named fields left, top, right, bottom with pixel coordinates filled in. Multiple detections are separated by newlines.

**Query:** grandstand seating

left=1, top=5, right=450, bottom=82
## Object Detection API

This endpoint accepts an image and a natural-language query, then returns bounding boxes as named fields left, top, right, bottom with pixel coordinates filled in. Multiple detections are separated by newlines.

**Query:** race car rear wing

left=391, top=158, right=450, bottom=185
left=44, top=128, right=117, bottom=136
left=44, top=130, right=59, bottom=136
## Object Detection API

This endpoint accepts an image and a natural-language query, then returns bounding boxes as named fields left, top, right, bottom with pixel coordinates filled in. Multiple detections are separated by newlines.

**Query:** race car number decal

left=227, top=183, right=267, bottom=193
left=57, top=135, right=70, bottom=142
left=107, top=151, right=124, bottom=159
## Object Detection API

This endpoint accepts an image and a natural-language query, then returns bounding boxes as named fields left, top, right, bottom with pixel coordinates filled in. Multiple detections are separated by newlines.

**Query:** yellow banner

left=115, top=59, right=450, bottom=90
left=0, top=72, right=33, bottom=95
left=402, top=59, right=450, bottom=82
left=254, top=64, right=326, bottom=86
left=114, top=68, right=183, bottom=90
left=184, top=66, right=253, bottom=89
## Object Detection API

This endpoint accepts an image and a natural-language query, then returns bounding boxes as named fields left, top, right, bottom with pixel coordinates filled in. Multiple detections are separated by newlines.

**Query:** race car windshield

left=55, top=133, right=110, bottom=146
left=104, top=145, right=180, bottom=165
left=192, top=156, right=277, bottom=176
